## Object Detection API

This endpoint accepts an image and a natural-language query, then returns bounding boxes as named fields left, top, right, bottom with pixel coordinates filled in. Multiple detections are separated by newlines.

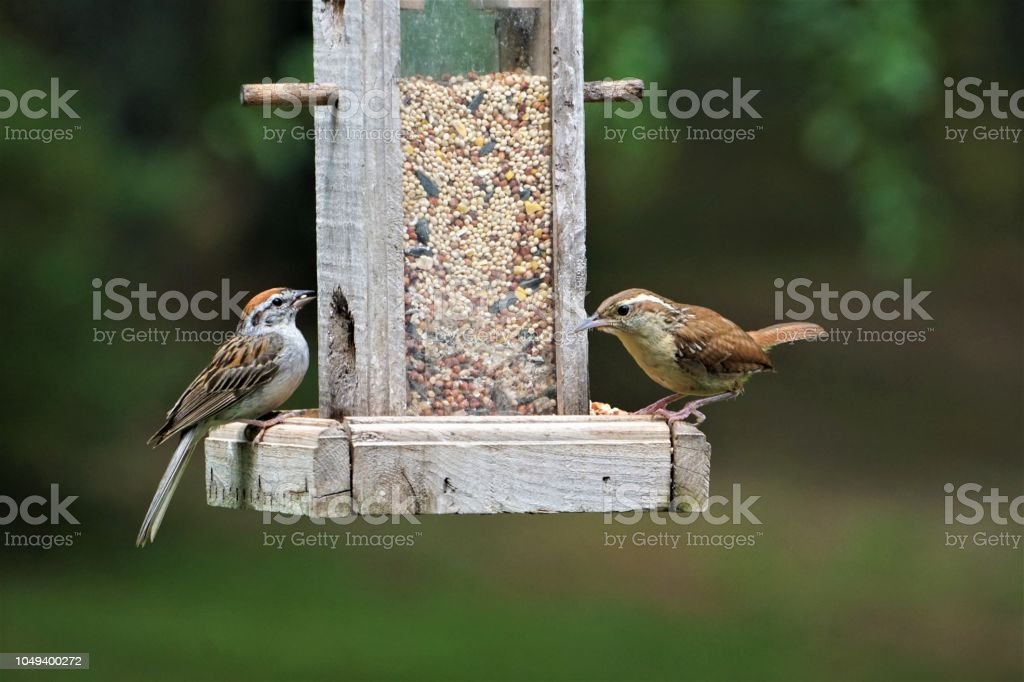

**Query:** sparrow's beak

left=294, top=290, right=316, bottom=307
left=574, top=314, right=611, bottom=333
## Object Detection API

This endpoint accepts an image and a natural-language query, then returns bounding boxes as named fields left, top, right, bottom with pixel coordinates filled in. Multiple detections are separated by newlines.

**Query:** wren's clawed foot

left=655, top=391, right=739, bottom=426
left=238, top=409, right=307, bottom=444
left=634, top=393, right=682, bottom=415
left=654, top=405, right=707, bottom=425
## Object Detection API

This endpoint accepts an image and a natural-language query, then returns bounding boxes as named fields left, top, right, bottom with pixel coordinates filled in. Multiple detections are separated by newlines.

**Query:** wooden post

left=551, top=0, right=589, bottom=414
left=671, top=422, right=711, bottom=512
left=313, top=0, right=406, bottom=419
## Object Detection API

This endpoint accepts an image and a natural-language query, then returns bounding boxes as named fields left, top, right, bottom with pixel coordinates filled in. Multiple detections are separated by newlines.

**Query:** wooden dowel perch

left=582, top=78, right=644, bottom=102
left=238, top=78, right=644, bottom=107
left=238, top=82, right=338, bottom=108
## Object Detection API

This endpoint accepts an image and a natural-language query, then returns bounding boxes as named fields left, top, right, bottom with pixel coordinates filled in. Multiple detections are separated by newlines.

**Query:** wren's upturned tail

left=746, top=322, right=826, bottom=351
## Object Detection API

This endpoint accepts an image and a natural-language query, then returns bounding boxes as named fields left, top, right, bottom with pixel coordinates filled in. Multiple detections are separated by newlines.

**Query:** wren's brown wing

left=674, top=305, right=773, bottom=376
left=147, top=334, right=283, bottom=446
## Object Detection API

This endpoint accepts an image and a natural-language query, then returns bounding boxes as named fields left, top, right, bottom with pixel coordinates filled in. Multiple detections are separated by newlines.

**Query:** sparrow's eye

left=617, top=304, right=630, bottom=316
left=272, top=297, right=284, bottom=307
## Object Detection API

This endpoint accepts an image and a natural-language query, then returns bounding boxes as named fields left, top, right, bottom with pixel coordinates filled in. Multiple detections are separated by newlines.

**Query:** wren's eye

left=272, top=297, right=284, bottom=307
left=617, top=304, right=630, bottom=316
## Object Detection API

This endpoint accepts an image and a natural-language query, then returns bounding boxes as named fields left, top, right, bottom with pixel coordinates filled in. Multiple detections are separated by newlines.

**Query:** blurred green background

left=0, top=1, right=1021, bottom=680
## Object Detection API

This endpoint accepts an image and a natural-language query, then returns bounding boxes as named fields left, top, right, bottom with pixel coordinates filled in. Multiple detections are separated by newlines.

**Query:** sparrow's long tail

left=136, top=425, right=205, bottom=547
left=748, top=322, right=825, bottom=351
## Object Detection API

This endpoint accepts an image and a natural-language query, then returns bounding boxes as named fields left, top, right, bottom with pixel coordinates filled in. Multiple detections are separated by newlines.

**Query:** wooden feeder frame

left=209, top=0, right=710, bottom=518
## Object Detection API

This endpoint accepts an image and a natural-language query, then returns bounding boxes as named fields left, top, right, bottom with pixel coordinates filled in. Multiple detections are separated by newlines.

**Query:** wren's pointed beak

left=574, top=314, right=611, bottom=333
left=294, top=290, right=316, bottom=308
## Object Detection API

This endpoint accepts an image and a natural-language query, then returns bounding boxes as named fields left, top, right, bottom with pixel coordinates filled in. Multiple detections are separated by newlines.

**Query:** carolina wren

left=575, top=288, right=824, bottom=423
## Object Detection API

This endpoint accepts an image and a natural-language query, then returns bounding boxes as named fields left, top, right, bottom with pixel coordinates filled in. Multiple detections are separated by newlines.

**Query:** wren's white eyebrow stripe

left=620, top=293, right=675, bottom=310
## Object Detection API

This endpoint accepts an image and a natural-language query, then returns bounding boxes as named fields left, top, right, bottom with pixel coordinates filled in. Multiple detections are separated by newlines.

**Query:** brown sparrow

left=136, top=287, right=315, bottom=547
left=575, top=288, right=823, bottom=424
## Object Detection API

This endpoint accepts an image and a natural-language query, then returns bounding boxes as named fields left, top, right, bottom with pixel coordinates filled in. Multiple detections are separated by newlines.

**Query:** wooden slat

left=313, top=0, right=406, bottom=419
left=349, top=416, right=670, bottom=514
left=550, top=0, right=589, bottom=415
left=671, top=422, right=711, bottom=512
left=205, top=418, right=351, bottom=518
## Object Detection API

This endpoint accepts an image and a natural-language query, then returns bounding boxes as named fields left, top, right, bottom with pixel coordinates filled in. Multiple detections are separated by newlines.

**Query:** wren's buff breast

left=576, top=288, right=823, bottom=423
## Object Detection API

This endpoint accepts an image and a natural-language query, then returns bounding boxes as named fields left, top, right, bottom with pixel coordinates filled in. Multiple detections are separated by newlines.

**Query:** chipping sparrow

left=576, top=288, right=823, bottom=424
left=136, top=287, right=315, bottom=547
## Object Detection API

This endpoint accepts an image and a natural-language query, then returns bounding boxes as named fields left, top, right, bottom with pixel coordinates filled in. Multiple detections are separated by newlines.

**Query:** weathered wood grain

left=239, top=82, right=338, bottom=108
left=240, top=77, right=640, bottom=109
left=670, top=422, right=711, bottom=512
left=348, top=416, right=671, bottom=514
left=582, top=78, right=644, bottom=103
left=550, top=0, right=589, bottom=415
left=205, top=418, right=351, bottom=518
left=314, top=0, right=406, bottom=419
left=205, top=415, right=711, bottom=517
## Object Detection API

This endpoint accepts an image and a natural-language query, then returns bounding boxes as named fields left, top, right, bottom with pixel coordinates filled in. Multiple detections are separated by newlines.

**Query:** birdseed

left=401, top=71, right=556, bottom=416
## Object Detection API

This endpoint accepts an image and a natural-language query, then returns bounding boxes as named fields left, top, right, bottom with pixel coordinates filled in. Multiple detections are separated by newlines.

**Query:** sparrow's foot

left=655, top=391, right=739, bottom=426
left=238, top=410, right=307, bottom=444
left=634, top=393, right=682, bottom=415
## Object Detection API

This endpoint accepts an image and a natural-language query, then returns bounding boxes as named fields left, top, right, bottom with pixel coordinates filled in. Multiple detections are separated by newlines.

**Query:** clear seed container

left=400, top=0, right=556, bottom=416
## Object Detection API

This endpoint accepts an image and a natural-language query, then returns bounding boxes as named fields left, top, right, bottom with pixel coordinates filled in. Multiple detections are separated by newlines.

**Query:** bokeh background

left=0, top=1, right=1021, bottom=680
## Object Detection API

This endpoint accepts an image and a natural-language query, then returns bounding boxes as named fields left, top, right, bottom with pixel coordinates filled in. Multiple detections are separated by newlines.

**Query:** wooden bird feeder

left=207, top=0, right=710, bottom=518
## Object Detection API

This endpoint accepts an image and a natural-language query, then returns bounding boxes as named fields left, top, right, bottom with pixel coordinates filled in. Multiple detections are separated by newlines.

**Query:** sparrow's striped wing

left=674, top=306, right=773, bottom=376
left=148, top=334, right=283, bottom=446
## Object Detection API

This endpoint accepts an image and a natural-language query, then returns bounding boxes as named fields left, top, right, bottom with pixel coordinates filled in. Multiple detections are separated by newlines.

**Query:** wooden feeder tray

left=206, top=415, right=710, bottom=516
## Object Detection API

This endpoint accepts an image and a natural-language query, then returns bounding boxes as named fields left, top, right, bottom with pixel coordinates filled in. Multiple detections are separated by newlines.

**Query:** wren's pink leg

left=634, top=393, right=683, bottom=415
left=656, top=391, right=739, bottom=425
left=237, top=409, right=308, bottom=444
